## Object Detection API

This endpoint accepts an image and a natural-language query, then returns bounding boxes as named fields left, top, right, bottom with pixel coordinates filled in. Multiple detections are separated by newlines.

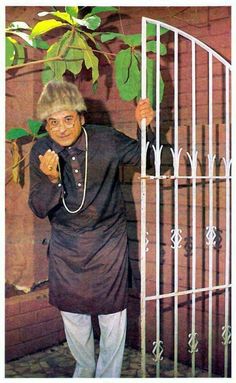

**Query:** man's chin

left=54, top=137, right=74, bottom=147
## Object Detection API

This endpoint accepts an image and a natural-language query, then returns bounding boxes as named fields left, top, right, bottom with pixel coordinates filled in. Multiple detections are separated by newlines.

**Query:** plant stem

left=118, top=6, right=125, bottom=35
left=6, top=56, right=62, bottom=71
left=68, top=45, right=116, bottom=57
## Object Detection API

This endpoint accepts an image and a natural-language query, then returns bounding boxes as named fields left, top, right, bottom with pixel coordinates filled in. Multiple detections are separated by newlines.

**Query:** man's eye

left=65, top=117, right=73, bottom=123
left=51, top=120, right=57, bottom=126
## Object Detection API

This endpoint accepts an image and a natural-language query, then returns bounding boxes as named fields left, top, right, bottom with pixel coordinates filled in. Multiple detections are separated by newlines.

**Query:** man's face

left=45, top=109, right=85, bottom=147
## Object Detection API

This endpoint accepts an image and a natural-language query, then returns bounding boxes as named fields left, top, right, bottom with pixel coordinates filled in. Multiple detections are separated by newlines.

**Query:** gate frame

left=140, top=17, right=232, bottom=378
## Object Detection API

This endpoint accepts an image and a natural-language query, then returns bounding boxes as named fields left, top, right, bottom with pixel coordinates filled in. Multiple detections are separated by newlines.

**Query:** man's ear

left=44, top=121, right=49, bottom=133
left=80, top=114, right=85, bottom=126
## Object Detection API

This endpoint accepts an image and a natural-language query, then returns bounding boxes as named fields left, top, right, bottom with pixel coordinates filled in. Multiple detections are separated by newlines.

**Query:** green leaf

left=6, top=37, right=15, bottom=67
left=85, top=50, right=99, bottom=83
left=36, top=132, right=48, bottom=138
left=38, top=11, right=75, bottom=25
left=41, top=64, right=55, bottom=84
left=30, top=19, right=67, bottom=38
left=100, top=32, right=122, bottom=43
left=64, top=33, right=84, bottom=76
left=52, top=11, right=75, bottom=24
left=90, top=6, right=118, bottom=15
left=146, top=24, right=169, bottom=38
left=73, top=15, right=101, bottom=30
left=115, top=48, right=132, bottom=85
left=46, top=41, right=66, bottom=80
left=44, top=30, right=72, bottom=80
left=115, top=49, right=140, bottom=101
left=82, top=15, right=101, bottom=31
left=146, top=58, right=165, bottom=107
left=11, top=39, right=25, bottom=65
left=160, top=27, right=169, bottom=36
left=9, top=21, right=31, bottom=30
left=147, top=58, right=155, bottom=107
left=146, top=41, right=167, bottom=55
left=33, top=37, right=49, bottom=50
left=27, top=119, right=42, bottom=135
left=11, top=31, right=50, bottom=50
left=122, top=34, right=141, bottom=46
left=81, top=31, right=97, bottom=45
left=6, top=128, right=30, bottom=140
left=160, top=74, right=165, bottom=103
left=92, top=81, right=98, bottom=93
left=65, top=6, right=78, bottom=18
left=76, top=35, right=99, bottom=83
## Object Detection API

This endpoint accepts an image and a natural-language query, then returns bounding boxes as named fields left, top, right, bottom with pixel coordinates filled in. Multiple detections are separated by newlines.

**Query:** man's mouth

left=58, top=133, right=71, bottom=139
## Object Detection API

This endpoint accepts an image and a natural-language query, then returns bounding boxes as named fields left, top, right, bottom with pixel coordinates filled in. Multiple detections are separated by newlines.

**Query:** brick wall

left=5, top=6, right=231, bottom=375
left=5, top=289, right=65, bottom=362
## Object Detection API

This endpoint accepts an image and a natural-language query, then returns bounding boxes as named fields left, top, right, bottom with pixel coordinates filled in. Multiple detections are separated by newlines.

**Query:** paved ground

left=5, top=340, right=218, bottom=378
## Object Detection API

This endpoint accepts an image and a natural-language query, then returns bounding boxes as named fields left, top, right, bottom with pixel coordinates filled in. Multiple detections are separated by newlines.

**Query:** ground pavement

left=5, top=340, right=218, bottom=378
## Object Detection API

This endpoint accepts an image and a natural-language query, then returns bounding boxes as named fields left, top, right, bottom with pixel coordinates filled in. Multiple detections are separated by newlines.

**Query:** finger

left=139, top=98, right=151, bottom=105
left=46, top=153, right=58, bottom=170
left=43, top=152, right=58, bottom=166
left=49, top=154, right=59, bottom=169
left=43, top=149, right=55, bottom=161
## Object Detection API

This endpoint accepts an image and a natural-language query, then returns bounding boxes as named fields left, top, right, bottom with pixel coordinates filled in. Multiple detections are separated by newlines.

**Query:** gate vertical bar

left=141, top=17, right=147, bottom=378
left=173, top=30, right=179, bottom=378
left=208, top=52, right=214, bottom=377
left=223, top=67, right=231, bottom=377
left=191, top=40, right=197, bottom=376
left=155, top=21, right=161, bottom=378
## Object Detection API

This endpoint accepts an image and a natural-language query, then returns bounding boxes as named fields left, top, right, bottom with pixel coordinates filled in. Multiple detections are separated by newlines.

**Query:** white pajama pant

left=60, top=308, right=127, bottom=378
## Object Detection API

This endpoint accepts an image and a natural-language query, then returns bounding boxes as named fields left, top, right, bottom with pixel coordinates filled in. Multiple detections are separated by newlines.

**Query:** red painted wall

left=6, top=6, right=231, bottom=376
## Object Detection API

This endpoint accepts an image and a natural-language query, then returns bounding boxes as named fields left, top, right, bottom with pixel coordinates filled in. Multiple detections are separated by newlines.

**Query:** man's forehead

left=47, top=110, right=76, bottom=119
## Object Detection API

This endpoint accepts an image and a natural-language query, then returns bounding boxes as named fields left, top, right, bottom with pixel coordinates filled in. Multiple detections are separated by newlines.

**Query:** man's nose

left=57, top=122, right=67, bottom=133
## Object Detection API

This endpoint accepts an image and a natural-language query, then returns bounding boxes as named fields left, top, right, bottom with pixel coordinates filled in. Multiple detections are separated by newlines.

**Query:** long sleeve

left=28, top=143, right=64, bottom=219
left=113, top=125, right=155, bottom=168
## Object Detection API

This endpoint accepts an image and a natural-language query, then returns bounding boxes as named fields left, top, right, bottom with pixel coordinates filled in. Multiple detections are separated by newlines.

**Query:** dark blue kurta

left=29, top=124, right=154, bottom=314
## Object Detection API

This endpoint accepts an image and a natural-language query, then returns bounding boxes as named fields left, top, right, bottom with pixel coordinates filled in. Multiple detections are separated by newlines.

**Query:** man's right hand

left=39, top=149, right=59, bottom=183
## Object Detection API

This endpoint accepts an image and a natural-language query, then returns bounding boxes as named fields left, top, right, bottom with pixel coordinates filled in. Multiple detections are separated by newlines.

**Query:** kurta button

left=78, top=183, right=82, bottom=187
left=74, top=169, right=79, bottom=173
left=72, top=156, right=76, bottom=160
left=58, top=183, right=62, bottom=187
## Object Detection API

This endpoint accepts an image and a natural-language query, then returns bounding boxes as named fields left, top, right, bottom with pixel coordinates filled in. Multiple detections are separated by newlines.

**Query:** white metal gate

left=140, top=18, right=231, bottom=378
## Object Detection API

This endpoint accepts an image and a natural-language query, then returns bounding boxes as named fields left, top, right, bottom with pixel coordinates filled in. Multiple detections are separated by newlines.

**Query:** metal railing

left=140, top=17, right=232, bottom=378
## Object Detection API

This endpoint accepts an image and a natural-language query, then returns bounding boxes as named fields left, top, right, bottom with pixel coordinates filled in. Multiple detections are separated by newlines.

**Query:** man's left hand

left=135, top=98, right=155, bottom=127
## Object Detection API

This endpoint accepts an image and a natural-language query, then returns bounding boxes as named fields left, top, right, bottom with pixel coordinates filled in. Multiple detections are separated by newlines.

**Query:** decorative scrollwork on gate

left=171, top=228, right=182, bottom=249
left=152, top=340, right=164, bottom=362
left=188, top=332, right=199, bottom=354
left=221, top=325, right=231, bottom=345
left=152, top=145, right=163, bottom=176
left=207, top=154, right=216, bottom=176
left=186, top=150, right=198, bottom=176
left=206, top=226, right=217, bottom=247
left=222, top=157, right=232, bottom=177
left=170, top=147, right=183, bottom=176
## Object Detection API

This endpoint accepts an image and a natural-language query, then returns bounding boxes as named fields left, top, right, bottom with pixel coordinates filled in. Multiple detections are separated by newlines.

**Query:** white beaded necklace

left=58, top=126, right=88, bottom=214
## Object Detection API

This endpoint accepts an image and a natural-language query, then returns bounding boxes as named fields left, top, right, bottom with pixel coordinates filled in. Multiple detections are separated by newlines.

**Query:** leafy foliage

left=6, top=119, right=47, bottom=141
left=5, top=22, right=49, bottom=67
left=6, top=6, right=169, bottom=136
left=109, top=26, right=168, bottom=107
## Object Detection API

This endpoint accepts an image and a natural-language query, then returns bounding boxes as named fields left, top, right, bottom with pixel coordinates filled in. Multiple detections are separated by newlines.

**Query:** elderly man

left=28, top=80, right=155, bottom=378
